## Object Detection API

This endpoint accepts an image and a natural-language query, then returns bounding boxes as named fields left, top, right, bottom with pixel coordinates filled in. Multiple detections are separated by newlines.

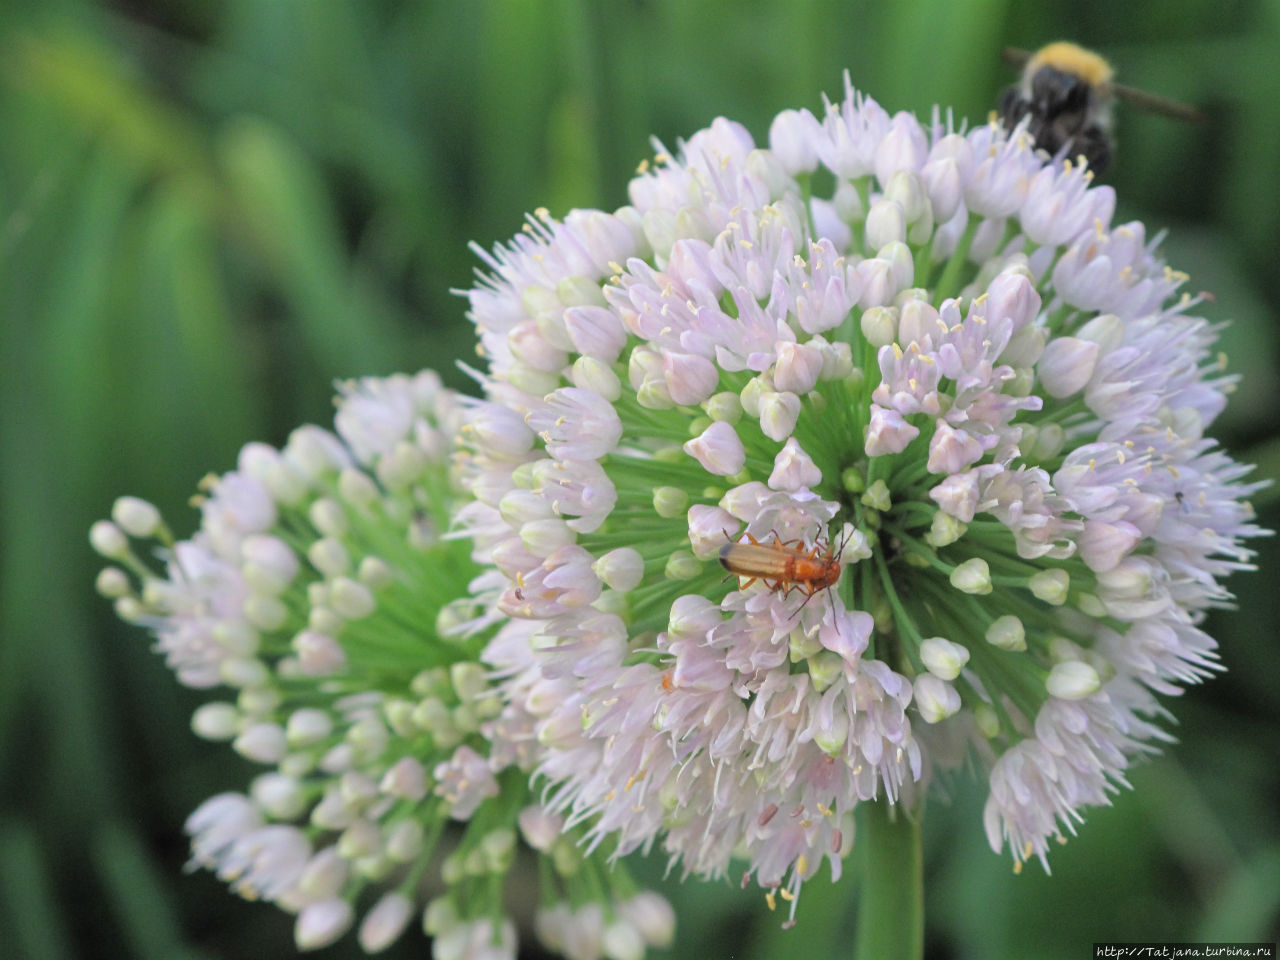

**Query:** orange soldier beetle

left=661, top=528, right=856, bottom=697
left=718, top=527, right=853, bottom=618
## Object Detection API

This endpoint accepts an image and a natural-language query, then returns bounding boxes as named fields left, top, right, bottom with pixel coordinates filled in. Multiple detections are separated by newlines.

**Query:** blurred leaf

left=92, top=822, right=209, bottom=960
left=216, top=115, right=396, bottom=378
left=1196, top=846, right=1280, bottom=941
left=869, top=0, right=1013, bottom=119
left=1159, top=224, right=1280, bottom=438
left=8, top=28, right=211, bottom=188
left=0, top=819, right=76, bottom=960
left=746, top=859, right=855, bottom=960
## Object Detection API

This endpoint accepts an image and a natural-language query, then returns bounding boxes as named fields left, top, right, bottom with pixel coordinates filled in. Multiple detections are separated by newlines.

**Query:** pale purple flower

left=456, top=72, right=1264, bottom=908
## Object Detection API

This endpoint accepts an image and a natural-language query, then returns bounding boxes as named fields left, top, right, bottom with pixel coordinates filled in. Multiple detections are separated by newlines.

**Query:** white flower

left=458, top=73, right=1263, bottom=905
left=98, top=374, right=665, bottom=958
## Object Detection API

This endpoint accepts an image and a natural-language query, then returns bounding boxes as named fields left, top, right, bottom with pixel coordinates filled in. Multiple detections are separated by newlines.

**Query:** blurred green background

left=2, top=1, right=1278, bottom=958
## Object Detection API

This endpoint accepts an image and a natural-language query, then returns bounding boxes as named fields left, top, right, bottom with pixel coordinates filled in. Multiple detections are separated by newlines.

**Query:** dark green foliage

left=1, top=1, right=1276, bottom=957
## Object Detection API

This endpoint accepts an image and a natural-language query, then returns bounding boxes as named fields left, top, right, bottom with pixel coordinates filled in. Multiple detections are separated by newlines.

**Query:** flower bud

left=603, top=920, right=646, bottom=960
left=287, top=708, right=334, bottom=746
left=985, top=615, right=1027, bottom=652
left=769, top=437, right=822, bottom=492
left=571, top=356, right=623, bottom=400
left=251, top=773, right=306, bottom=820
left=653, top=486, right=689, bottom=519
left=422, top=897, right=458, bottom=937
left=1078, top=520, right=1140, bottom=573
left=833, top=179, right=865, bottom=223
left=358, top=892, right=413, bottom=954
left=897, top=299, right=939, bottom=347
left=704, top=391, right=743, bottom=424
left=111, top=497, right=162, bottom=538
left=220, top=657, right=269, bottom=689
left=865, top=405, right=919, bottom=456
left=1029, top=568, right=1069, bottom=605
left=618, top=892, right=676, bottom=948
left=664, top=552, right=700, bottom=581
left=89, top=521, right=129, bottom=559
left=914, top=674, right=961, bottom=723
left=1046, top=660, right=1102, bottom=700
left=860, top=306, right=898, bottom=348
left=768, top=108, right=820, bottom=174
left=924, top=511, right=966, bottom=547
left=1076, top=312, right=1125, bottom=352
left=294, top=898, right=354, bottom=951
left=242, top=535, right=301, bottom=593
left=949, top=557, right=992, bottom=595
left=357, top=556, right=393, bottom=590
left=233, top=723, right=288, bottom=764
left=1001, top=324, right=1047, bottom=367
left=683, top=421, right=746, bottom=476
left=95, top=567, right=131, bottom=598
left=380, top=757, right=427, bottom=801
left=330, top=578, right=376, bottom=619
left=883, top=170, right=928, bottom=223
left=518, top=805, right=565, bottom=853
left=773, top=341, right=825, bottom=394
left=385, top=819, right=424, bottom=862
left=919, top=637, right=970, bottom=681
left=337, top=468, right=379, bottom=508
left=191, top=702, right=240, bottom=741
left=860, top=479, right=892, bottom=511
left=1038, top=337, right=1100, bottom=398
left=298, top=847, right=349, bottom=900
left=973, top=703, right=1000, bottom=738
left=865, top=199, right=906, bottom=249
left=758, top=391, right=801, bottom=442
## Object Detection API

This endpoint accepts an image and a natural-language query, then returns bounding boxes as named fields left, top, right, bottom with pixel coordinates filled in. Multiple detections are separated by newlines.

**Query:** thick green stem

left=854, top=800, right=924, bottom=960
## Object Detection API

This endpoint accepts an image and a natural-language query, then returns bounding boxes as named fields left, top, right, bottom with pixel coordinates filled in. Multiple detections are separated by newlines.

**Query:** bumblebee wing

left=1001, top=47, right=1034, bottom=71
left=1106, top=82, right=1208, bottom=123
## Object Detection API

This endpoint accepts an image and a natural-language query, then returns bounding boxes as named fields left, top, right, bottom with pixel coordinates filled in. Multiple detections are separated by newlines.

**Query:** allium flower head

left=94, top=371, right=673, bottom=958
left=459, top=73, right=1265, bottom=916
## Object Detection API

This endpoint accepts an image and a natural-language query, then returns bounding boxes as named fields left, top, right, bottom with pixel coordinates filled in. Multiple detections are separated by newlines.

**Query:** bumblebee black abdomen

left=999, top=64, right=1112, bottom=174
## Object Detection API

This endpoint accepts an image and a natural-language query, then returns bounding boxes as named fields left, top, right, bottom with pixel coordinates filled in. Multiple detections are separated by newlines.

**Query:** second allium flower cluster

left=95, top=73, right=1263, bottom=957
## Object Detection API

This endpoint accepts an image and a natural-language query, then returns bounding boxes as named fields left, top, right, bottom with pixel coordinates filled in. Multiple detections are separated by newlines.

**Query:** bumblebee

left=998, top=42, right=1206, bottom=174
